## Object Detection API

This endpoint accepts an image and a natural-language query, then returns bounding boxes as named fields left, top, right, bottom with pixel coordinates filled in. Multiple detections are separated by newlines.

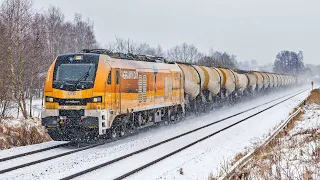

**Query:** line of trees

left=197, top=49, right=237, bottom=68
left=106, top=38, right=238, bottom=68
left=0, top=0, right=97, bottom=118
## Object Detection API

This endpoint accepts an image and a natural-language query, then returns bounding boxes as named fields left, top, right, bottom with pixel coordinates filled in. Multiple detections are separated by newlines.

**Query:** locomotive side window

left=116, top=69, right=119, bottom=84
left=107, top=71, right=112, bottom=84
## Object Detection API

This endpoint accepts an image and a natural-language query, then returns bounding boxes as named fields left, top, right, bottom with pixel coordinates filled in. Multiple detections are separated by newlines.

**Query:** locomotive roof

left=103, top=55, right=182, bottom=73
left=81, top=49, right=168, bottom=63
left=57, top=52, right=181, bottom=72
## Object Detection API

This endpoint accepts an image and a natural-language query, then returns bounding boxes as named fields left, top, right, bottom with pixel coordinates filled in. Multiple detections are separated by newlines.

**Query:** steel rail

left=0, top=143, right=70, bottom=162
left=0, top=141, right=106, bottom=174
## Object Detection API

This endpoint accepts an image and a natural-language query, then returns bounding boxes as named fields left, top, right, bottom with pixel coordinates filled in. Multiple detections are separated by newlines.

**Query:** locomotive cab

left=41, top=54, right=112, bottom=140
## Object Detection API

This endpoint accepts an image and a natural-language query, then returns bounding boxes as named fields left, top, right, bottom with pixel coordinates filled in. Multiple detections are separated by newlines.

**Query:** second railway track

left=0, top=142, right=70, bottom=162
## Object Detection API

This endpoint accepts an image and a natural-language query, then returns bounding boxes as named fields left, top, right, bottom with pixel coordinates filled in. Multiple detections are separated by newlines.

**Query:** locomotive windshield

left=55, top=63, right=96, bottom=82
left=52, top=54, right=99, bottom=91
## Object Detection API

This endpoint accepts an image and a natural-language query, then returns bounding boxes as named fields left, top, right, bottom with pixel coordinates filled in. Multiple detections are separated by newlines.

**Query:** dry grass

left=303, top=168, right=313, bottom=180
left=306, top=89, right=320, bottom=104
left=0, top=118, right=51, bottom=149
left=179, top=167, right=184, bottom=175
left=208, top=174, right=217, bottom=180
left=312, top=147, right=320, bottom=163
left=231, top=153, right=246, bottom=166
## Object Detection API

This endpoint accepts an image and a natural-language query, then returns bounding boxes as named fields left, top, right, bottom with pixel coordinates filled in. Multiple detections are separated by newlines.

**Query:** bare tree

left=0, top=20, right=11, bottom=118
left=197, top=49, right=238, bottom=68
left=44, top=5, right=64, bottom=59
left=0, top=0, right=34, bottom=118
left=26, top=13, right=48, bottom=117
left=167, top=43, right=202, bottom=63
left=106, top=38, right=165, bottom=57
left=0, top=1, right=98, bottom=119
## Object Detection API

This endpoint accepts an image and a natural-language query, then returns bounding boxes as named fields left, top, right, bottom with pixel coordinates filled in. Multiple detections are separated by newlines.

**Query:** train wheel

left=120, top=123, right=127, bottom=137
left=170, top=113, right=175, bottom=121
left=111, top=128, right=118, bottom=139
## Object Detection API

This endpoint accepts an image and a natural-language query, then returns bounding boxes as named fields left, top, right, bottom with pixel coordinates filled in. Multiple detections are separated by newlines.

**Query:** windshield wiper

left=74, top=66, right=91, bottom=89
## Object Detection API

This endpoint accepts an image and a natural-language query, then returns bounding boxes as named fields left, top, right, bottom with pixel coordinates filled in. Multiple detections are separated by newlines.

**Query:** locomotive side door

left=115, top=68, right=121, bottom=113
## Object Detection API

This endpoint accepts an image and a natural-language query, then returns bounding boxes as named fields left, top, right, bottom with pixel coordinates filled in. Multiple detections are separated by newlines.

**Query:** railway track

left=0, top=142, right=70, bottom=162
left=0, top=88, right=307, bottom=178
left=59, top=88, right=308, bottom=180
left=0, top=141, right=107, bottom=174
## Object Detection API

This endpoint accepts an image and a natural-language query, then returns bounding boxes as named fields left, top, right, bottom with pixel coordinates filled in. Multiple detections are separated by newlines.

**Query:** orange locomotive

left=41, top=50, right=184, bottom=140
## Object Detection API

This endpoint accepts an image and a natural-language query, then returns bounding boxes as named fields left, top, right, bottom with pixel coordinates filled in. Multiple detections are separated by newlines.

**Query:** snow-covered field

left=0, top=141, right=67, bottom=160
left=8, top=99, right=43, bottom=119
left=0, top=86, right=311, bottom=180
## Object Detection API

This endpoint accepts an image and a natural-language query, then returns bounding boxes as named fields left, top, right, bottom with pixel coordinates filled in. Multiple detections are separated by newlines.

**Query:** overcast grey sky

left=32, top=0, right=319, bottom=64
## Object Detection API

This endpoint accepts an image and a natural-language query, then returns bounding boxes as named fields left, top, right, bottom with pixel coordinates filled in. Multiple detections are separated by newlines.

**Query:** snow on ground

left=0, top=141, right=67, bottom=159
left=0, top=86, right=310, bottom=180
left=30, top=99, right=43, bottom=118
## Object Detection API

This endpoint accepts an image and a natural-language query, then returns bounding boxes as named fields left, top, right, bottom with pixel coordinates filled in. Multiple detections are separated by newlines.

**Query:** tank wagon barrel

left=177, top=64, right=200, bottom=99
left=245, top=73, right=257, bottom=93
left=201, top=66, right=221, bottom=96
left=217, top=68, right=236, bottom=97
left=234, top=72, right=248, bottom=94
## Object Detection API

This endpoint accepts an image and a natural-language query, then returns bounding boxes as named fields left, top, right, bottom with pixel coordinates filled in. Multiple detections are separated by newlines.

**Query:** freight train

left=41, top=49, right=299, bottom=141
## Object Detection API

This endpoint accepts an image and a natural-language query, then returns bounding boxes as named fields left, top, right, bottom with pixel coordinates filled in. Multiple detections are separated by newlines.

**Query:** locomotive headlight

left=45, top=96, right=54, bottom=102
left=75, top=55, right=83, bottom=60
left=93, top=96, right=102, bottom=103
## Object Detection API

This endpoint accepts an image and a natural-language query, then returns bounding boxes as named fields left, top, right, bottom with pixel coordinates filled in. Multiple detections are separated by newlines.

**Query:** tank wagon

left=41, top=49, right=298, bottom=141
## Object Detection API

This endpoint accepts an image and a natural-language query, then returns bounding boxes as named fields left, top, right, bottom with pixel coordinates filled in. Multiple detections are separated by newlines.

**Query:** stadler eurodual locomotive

left=41, top=49, right=299, bottom=141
